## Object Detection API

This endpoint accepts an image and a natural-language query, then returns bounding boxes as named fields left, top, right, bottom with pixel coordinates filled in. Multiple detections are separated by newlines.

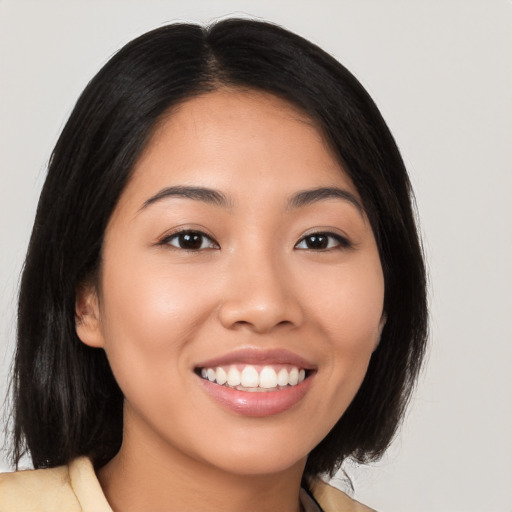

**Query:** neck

left=97, top=418, right=306, bottom=512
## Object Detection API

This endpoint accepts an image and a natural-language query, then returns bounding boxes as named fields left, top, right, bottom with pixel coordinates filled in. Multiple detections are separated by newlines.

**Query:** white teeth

left=199, top=364, right=308, bottom=390
left=277, top=368, right=289, bottom=387
left=240, top=366, right=259, bottom=387
left=259, top=366, right=277, bottom=388
left=215, top=367, right=227, bottom=385
left=227, top=367, right=241, bottom=387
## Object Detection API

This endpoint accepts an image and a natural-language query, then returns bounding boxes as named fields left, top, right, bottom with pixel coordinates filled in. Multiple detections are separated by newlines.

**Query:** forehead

left=122, top=88, right=359, bottom=209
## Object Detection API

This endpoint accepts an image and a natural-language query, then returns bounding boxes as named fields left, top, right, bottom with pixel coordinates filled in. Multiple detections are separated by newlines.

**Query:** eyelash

left=294, top=232, right=351, bottom=251
left=159, top=229, right=351, bottom=252
left=159, top=230, right=219, bottom=251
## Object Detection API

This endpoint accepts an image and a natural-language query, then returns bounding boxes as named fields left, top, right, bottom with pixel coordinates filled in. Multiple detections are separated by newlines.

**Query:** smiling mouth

left=195, top=364, right=312, bottom=392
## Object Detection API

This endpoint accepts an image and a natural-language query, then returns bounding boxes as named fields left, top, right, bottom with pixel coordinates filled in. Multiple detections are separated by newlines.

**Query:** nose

left=217, top=251, right=304, bottom=334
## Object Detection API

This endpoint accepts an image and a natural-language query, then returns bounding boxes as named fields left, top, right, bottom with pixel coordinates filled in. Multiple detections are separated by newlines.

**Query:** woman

left=0, top=19, right=427, bottom=512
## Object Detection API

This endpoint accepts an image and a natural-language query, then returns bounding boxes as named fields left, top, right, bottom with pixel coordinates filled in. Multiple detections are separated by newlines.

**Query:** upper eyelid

left=294, top=230, right=353, bottom=249
left=158, top=228, right=219, bottom=247
left=157, top=227, right=352, bottom=248
left=159, top=225, right=215, bottom=239
left=297, top=228, right=351, bottom=242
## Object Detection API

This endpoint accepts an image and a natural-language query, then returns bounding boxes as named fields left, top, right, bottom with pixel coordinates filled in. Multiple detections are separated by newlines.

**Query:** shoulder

left=309, top=478, right=377, bottom=512
left=0, top=457, right=112, bottom=512
left=0, top=463, right=81, bottom=511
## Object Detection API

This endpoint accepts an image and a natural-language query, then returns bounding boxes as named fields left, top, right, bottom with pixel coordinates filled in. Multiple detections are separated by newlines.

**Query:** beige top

left=0, top=457, right=375, bottom=511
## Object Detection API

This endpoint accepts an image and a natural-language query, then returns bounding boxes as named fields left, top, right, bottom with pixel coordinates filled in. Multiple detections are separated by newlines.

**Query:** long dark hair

left=11, top=18, right=428, bottom=477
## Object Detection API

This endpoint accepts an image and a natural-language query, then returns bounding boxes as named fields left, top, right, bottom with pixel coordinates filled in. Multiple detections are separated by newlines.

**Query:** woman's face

left=78, top=89, right=385, bottom=476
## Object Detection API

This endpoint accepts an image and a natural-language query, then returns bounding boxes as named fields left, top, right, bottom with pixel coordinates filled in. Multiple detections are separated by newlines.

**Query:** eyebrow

left=289, top=187, right=365, bottom=216
left=140, top=184, right=364, bottom=216
left=141, top=185, right=232, bottom=210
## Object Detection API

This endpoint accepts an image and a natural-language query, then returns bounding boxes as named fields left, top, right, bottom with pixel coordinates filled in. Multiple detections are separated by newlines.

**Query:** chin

left=205, top=450, right=308, bottom=478
left=189, top=428, right=314, bottom=477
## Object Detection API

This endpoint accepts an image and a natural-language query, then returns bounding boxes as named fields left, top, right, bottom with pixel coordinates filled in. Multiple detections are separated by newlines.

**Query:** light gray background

left=1, top=1, right=511, bottom=511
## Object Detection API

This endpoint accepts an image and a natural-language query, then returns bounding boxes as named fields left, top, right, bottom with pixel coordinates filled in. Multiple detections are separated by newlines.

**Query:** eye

left=162, top=230, right=219, bottom=251
left=295, top=232, right=350, bottom=251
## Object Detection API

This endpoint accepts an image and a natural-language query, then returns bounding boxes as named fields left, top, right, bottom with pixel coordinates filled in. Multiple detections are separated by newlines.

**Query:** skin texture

left=76, top=89, right=385, bottom=512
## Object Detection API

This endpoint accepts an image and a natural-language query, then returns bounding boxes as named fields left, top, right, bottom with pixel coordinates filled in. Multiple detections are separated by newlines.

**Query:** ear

left=75, top=282, right=105, bottom=348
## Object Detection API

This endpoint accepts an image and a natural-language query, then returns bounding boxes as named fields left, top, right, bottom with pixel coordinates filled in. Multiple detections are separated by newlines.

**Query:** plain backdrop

left=1, top=1, right=511, bottom=511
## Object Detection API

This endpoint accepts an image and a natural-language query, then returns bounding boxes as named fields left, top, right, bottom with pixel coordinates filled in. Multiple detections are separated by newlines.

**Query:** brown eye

left=303, top=234, right=329, bottom=249
left=164, top=231, right=218, bottom=251
left=295, top=232, right=350, bottom=250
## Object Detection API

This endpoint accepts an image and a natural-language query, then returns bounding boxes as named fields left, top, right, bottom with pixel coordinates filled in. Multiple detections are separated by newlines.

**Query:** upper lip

left=194, top=348, right=316, bottom=370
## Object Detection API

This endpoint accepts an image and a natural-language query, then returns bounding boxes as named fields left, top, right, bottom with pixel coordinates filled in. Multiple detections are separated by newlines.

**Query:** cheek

left=96, top=250, right=217, bottom=391
left=100, top=240, right=216, bottom=338
left=305, top=258, right=384, bottom=406
left=310, top=258, right=384, bottom=346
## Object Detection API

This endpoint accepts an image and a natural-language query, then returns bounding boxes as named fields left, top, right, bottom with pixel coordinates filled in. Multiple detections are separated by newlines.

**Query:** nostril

left=231, top=320, right=251, bottom=329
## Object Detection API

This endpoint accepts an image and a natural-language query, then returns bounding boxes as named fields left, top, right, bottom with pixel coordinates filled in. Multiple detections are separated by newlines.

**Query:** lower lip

left=198, top=376, right=313, bottom=417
